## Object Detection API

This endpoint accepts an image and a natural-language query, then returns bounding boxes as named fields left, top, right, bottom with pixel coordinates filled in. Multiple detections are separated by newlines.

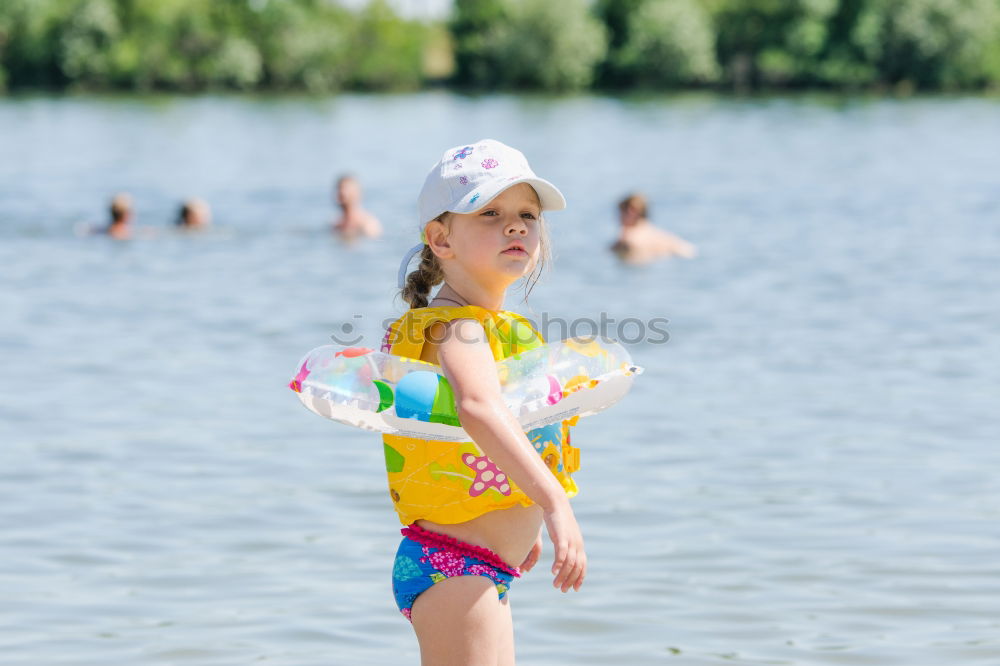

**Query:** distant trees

left=706, top=0, right=1000, bottom=90
left=0, top=0, right=433, bottom=92
left=450, top=0, right=606, bottom=90
left=2, top=0, right=999, bottom=93
left=456, top=0, right=1000, bottom=92
left=850, top=0, right=1000, bottom=89
left=599, top=0, right=719, bottom=87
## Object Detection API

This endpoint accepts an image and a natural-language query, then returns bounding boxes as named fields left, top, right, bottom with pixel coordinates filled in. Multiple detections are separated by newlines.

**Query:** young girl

left=382, top=139, right=585, bottom=664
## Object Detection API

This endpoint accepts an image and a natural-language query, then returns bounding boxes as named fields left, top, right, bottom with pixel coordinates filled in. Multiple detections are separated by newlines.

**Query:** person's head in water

left=336, top=175, right=361, bottom=210
left=618, top=193, right=648, bottom=227
left=332, top=174, right=382, bottom=239
left=176, top=198, right=212, bottom=229
left=105, top=193, right=134, bottom=239
left=110, top=193, right=133, bottom=225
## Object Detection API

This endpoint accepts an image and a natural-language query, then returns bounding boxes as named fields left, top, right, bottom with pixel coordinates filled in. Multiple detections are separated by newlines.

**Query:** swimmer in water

left=175, top=198, right=212, bottom=231
left=332, top=174, right=382, bottom=240
left=611, top=192, right=696, bottom=264
left=105, top=193, right=134, bottom=240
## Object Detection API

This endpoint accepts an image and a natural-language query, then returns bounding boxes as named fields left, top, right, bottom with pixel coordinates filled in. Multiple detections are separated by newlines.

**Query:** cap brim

left=450, top=176, right=566, bottom=215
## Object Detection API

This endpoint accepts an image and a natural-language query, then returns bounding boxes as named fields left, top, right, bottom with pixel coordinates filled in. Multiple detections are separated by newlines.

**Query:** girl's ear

left=425, top=220, right=453, bottom=259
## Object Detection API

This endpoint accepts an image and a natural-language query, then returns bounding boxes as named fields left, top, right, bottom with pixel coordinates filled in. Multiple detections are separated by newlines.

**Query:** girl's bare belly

left=417, top=503, right=543, bottom=568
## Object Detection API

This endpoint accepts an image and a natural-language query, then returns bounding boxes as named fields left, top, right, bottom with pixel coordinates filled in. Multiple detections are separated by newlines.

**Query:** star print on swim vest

left=462, top=452, right=511, bottom=497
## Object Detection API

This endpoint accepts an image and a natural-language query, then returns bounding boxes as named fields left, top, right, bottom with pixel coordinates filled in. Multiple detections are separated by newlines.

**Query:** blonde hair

left=400, top=212, right=553, bottom=309
left=401, top=243, right=446, bottom=309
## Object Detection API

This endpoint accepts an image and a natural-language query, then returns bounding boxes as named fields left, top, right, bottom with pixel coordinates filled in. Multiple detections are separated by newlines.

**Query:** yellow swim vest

left=380, top=305, right=579, bottom=526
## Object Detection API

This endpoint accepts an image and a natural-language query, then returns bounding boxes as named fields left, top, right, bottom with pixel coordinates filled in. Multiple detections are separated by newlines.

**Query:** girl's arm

left=434, top=318, right=586, bottom=592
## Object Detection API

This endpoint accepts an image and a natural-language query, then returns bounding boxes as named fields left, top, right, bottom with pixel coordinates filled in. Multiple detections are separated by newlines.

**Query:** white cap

left=417, top=139, right=566, bottom=228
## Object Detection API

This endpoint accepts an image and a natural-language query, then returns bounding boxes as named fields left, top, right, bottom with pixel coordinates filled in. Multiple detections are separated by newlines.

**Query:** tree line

left=3, top=0, right=1000, bottom=94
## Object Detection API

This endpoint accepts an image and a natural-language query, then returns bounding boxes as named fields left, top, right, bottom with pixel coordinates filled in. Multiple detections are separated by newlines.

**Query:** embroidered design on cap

left=459, top=176, right=468, bottom=185
left=452, top=146, right=474, bottom=160
left=482, top=158, right=499, bottom=169
left=469, top=193, right=481, bottom=205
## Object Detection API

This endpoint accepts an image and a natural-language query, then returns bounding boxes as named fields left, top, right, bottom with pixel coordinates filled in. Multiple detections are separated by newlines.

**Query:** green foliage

left=614, top=0, right=719, bottom=87
left=0, top=0, right=433, bottom=93
left=594, top=0, right=645, bottom=52
left=497, top=0, right=607, bottom=91
left=58, top=0, right=119, bottom=86
left=593, top=0, right=649, bottom=86
left=851, top=0, right=1000, bottom=88
left=2, top=0, right=1000, bottom=93
left=985, top=27, right=1000, bottom=87
left=347, top=0, right=428, bottom=90
left=449, top=0, right=508, bottom=86
left=709, top=0, right=841, bottom=88
left=707, top=0, right=1000, bottom=89
left=0, top=0, right=66, bottom=88
left=243, top=0, right=353, bottom=92
left=450, top=0, right=607, bottom=91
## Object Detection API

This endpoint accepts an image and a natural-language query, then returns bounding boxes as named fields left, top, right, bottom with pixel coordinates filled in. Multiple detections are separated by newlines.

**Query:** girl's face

left=428, top=183, right=542, bottom=291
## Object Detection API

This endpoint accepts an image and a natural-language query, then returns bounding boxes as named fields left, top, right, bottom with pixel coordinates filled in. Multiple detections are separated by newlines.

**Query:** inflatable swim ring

left=290, top=337, right=642, bottom=442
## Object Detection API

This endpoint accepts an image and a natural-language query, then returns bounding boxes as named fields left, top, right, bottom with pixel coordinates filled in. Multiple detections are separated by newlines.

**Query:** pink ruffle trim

left=401, top=524, right=521, bottom=578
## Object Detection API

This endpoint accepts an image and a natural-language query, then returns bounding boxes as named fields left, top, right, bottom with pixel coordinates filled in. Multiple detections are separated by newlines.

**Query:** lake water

left=2, top=92, right=999, bottom=665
